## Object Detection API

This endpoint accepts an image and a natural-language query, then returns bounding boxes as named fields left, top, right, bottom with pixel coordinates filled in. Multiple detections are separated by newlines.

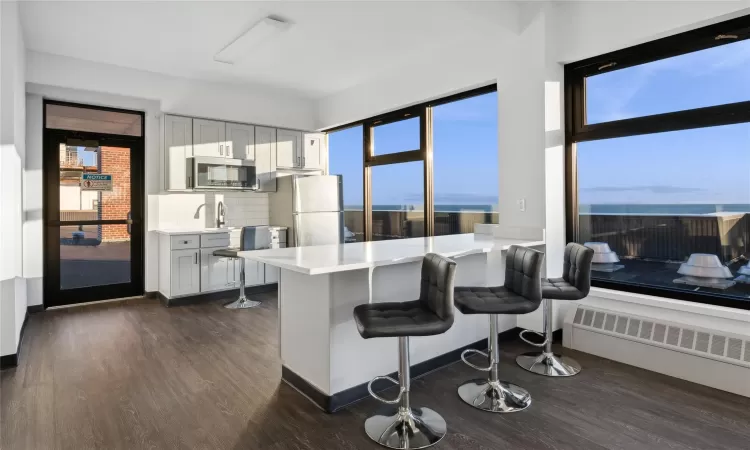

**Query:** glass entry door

left=43, top=102, right=144, bottom=307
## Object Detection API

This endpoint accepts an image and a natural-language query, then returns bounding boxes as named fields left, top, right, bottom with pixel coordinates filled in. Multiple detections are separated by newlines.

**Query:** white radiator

left=564, top=301, right=750, bottom=397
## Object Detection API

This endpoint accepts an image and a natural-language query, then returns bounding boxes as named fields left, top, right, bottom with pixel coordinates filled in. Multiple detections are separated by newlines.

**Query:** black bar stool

left=212, top=226, right=270, bottom=309
left=353, top=253, right=457, bottom=450
left=453, top=245, right=544, bottom=413
left=516, top=242, right=593, bottom=376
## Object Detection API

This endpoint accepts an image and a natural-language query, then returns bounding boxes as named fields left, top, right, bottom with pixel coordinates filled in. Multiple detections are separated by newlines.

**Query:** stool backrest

left=503, top=245, right=544, bottom=303
left=419, top=253, right=457, bottom=322
left=562, top=243, right=594, bottom=295
left=239, top=226, right=271, bottom=251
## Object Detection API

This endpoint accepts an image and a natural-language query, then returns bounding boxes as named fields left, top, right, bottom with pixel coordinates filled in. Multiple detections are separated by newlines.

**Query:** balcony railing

left=580, top=212, right=750, bottom=263
left=343, top=209, right=499, bottom=241
left=343, top=209, right=750, bottom=266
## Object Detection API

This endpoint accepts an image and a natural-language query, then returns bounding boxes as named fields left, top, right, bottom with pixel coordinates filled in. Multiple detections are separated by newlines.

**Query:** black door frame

left=42, top=100, right=146, bottom=308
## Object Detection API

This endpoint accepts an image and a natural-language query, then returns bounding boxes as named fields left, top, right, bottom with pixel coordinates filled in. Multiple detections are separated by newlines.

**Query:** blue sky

left=329, top=92, right=498, bottom=208
left=329, top=38, right=750, bottom=208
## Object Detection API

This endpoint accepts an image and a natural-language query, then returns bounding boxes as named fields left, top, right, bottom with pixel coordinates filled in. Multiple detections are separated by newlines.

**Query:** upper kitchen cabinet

left=303, top=133, right=326, bottom=171
left=164, top=115, right=193, bottom=191
left=193, top=118, right=227, bottom=158
left=255, top=126, right=277, bottom=192
left=276, top=129, right=302, bottom=169
left=163, top=113, right=325, bottom=192
left=226, top=122, right=255, bottom=161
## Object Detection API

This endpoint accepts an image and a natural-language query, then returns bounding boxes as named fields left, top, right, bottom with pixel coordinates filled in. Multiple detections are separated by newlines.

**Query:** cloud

left=580, top=185, right=706, bottom=194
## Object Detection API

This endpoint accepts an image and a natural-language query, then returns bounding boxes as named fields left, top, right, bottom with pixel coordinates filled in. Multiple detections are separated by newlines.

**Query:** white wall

left=556, top=1, right=750, bottom=63
left=59, top=185, right=97, bottom=211
left=1, top=1, right=27, bottom=356
left=27, top=51, right=317, bottom=131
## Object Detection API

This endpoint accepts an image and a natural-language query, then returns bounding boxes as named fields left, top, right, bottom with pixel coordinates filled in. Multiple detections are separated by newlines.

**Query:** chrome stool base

left=224, top=258, right=260, bottom=310
left=516, top=352, right=581, bottom=377
left=364, top=406, right=447, bottom=450
left=457, top=379, right=531, bottom=413
left=457, top=314, right=532, bottom=413
left=224, top=296, right=261, bottom=309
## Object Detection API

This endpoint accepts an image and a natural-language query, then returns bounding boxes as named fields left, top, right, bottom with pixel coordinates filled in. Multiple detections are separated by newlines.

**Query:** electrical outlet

left=518, top=199, right=526, bottom=212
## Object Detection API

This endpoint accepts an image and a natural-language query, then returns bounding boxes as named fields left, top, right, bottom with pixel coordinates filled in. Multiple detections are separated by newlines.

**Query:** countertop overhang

left=155, top=226, right=287, bottom=236
left=237, top=234, right=545, bottom=275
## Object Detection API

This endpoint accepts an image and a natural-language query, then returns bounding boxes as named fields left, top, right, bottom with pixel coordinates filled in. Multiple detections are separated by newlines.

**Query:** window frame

left=565, top=14, right=750, bottom=310
left=325, top=84, right=497, bottom=241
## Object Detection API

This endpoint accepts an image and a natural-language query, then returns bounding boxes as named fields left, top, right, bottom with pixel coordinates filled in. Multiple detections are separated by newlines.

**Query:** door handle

left=220, top=144, right=223, bottom=156
left=194, top=252, right=198, bottom=264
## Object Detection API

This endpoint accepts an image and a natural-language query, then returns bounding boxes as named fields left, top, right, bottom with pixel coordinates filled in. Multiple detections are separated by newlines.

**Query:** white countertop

left=237, top=234, right=544, bottom=275
left=155, top=226, right=287, bottom=236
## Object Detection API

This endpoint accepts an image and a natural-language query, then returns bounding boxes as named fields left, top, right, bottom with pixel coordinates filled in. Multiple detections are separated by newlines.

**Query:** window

left=46, top=103, right=143, bottom=136
left=566, top=15, right=750, bottom=309
left=371, top=161, right=424, bottom=240
left=586, top=38, right=750, bottom=124
left=325, top=84, right=498, bottom=242
left=372, top=117, right=420, bottom=155
left=433, top=91, right=498, bottom=235
left=328, top=125, right=364, bottom=242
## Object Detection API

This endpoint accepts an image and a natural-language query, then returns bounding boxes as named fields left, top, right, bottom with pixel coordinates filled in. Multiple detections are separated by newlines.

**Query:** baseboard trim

left=0, top=307, right=34, bottom=370
left=160, top=284, right=277, bottom=307
left=282, top=326, right=523, bottom=413
left=0, top=354, right=18, bottom=369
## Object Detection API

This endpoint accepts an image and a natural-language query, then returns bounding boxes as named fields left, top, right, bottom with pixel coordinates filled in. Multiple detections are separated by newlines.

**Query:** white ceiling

left=20, top=1, right=520, bottom=99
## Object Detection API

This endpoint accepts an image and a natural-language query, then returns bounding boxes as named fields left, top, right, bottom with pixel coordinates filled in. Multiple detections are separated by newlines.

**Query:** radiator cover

left=564, top=302, right=750, bottom=397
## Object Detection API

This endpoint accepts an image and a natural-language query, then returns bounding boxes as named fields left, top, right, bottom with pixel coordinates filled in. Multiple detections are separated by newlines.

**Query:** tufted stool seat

left=352, top=253, right=457, bottom=449
left=453, top=245, right=544, bottom=413
left=455, top=287, right=541, bottom=315
left=354, top=300, right=452, bottom=338
left=517, top=242, right=594, bottom=377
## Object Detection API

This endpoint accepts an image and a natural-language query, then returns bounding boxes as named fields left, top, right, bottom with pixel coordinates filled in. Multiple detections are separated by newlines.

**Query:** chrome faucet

left=217, top=201, right=226, bottom=228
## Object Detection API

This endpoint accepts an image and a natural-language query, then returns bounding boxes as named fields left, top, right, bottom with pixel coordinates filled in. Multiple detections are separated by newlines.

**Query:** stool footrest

left=367, top=375, right=405, bottom=405
left=461, top=348, right=492, bottom=371
left=519, top=329, right=548, bottom=347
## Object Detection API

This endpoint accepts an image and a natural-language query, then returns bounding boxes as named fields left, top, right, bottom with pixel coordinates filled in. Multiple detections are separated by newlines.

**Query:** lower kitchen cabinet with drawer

left=157, top=230, right=277, bottom=305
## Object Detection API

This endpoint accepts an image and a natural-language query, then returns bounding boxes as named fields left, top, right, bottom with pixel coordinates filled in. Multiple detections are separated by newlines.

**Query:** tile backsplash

left=156, top=192, right=269, bottom=230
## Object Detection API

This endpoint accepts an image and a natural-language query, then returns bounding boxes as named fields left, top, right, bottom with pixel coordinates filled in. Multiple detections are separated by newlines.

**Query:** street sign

left=81, top=173, right=113, bottom=191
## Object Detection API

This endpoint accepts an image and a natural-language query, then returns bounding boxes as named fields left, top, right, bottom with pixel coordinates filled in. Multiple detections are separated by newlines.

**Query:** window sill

left=588, top=287, right=750, bottom=324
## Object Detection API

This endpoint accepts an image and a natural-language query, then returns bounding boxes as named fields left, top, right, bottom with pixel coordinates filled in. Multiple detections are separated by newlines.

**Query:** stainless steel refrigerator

left=269, top=174, right=344, bottom=247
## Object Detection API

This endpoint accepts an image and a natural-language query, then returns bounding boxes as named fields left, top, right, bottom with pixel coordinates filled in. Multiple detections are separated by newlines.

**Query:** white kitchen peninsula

left=238, top=233, right=545, bottom=411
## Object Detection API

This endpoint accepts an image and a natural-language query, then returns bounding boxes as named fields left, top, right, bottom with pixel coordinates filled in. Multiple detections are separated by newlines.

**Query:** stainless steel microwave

left=186, top=157, right=257, bottom=190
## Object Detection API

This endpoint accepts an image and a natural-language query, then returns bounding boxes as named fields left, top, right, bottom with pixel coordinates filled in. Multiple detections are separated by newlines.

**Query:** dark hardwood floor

left=3, top=292, right=749, bottom=450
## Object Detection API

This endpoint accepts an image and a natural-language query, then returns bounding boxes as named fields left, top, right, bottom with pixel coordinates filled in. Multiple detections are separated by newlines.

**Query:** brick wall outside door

left=99, top=146, right=131, bottom=242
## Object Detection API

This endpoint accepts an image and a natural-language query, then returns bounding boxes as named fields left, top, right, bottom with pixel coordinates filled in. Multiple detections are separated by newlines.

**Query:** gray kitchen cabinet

left=235, top=259, right=264, bottom=287
left=163, top=115, right=193, bottom=191
left=163, top=113, right=325, bottom=193
left=302, top=133, right=326, bottom=171
left=200, top=247, right=235, bottom=292
left=255, top=126, right=277, bottom=192
left=264, top=240, right=286, bottom=284
left=276, top=129, right=302, bottom=169
left=193, top=118, right=227, bottom=158
left=226, top=122, right=255, bottom=161
left=170, top=248, right=200, bottom=297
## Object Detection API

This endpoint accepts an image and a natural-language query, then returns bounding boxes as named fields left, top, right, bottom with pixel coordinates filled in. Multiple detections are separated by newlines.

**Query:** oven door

left=190, top=157, right=256, bottom=190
